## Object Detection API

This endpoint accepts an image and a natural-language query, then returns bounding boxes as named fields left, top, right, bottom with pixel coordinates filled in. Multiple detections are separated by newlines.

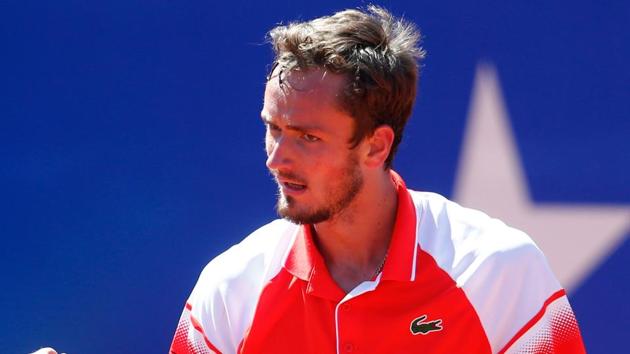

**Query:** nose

left=265, top=135, right=292, bottom=171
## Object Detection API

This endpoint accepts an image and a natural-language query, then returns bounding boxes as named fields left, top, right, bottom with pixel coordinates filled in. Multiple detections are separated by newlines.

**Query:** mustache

left=269, top=170, right=307, bottom=185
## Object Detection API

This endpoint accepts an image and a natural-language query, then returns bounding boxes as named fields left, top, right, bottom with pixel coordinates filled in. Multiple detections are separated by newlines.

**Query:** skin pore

left=262, top=67, right=399, bottom=292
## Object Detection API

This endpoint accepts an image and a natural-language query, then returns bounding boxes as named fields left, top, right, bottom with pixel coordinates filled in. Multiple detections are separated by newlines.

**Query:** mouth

left=281, top=181, right=307, bottom=192
left=275, top=175, right=308, bottom=195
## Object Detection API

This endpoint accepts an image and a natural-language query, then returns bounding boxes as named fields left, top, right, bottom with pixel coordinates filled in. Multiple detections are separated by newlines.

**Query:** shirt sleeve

left=169, top=220, right=296, bottom=354
left=169, top=260, right=236, bottom=354
left=170, top=302, right=222, bottom=354
left=452, top=217, right=587, bottom=353
left=499, top=289, right=586, bottom=354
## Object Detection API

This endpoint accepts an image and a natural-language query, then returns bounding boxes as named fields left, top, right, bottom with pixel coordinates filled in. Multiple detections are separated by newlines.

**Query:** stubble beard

left=275, top=156, right=364, bottom=225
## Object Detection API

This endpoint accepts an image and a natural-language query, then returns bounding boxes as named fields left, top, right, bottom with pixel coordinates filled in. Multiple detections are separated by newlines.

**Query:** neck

left=312, top=170, right=398, bottom=293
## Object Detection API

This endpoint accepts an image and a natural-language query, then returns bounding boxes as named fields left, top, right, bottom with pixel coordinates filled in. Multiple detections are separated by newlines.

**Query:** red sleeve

left=170, top=303, right=222, bottom=354
left=499, top=290, right=586, bottom=353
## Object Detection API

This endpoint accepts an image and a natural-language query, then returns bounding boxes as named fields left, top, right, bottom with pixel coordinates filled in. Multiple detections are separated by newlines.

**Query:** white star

left=453, top=63, right=630, bottom=292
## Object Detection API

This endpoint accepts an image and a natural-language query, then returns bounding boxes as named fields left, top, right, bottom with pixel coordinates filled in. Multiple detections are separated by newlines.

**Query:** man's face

left=261, top=67, right=364, bottom=224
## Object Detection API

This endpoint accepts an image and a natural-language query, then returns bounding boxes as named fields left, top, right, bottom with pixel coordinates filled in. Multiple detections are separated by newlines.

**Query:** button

left=344, top=343, right=354, bottom=352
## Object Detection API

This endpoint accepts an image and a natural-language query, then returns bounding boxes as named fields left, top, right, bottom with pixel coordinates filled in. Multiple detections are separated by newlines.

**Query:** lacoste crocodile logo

left=410, top=315, right=443, bottom=335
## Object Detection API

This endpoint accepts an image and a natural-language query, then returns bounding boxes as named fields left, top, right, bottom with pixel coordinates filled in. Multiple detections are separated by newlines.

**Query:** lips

left=282, top=181, right=306, bottom=192
left=275, top=174, right=307, bottom=195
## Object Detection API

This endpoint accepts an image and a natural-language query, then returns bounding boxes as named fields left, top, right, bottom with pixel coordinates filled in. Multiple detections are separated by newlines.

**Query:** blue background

left=1, top=1, right=628, bottom=353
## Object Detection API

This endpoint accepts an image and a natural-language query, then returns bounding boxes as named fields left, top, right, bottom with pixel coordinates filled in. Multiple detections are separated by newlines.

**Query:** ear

left=363, top=125, right=395, bottom=168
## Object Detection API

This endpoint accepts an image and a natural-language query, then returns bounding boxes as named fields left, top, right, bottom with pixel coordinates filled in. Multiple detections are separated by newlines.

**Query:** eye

left=265, top=122, right=281, bottom=134
left=302, top=133, right=320, bottom=142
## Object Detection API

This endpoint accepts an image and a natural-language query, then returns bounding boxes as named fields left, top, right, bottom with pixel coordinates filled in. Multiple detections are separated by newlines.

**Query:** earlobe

left=364, top=125, right=395, bottom=168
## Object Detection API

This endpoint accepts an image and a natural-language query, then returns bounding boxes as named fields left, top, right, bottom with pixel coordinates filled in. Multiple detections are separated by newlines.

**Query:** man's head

left=263, top=6, right=424, bottom=224
left=267, top=5, right=425, bottom=168
left=263, top=67, right=365, bottom=224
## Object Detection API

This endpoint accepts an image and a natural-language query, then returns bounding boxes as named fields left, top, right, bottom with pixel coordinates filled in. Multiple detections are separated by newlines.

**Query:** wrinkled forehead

left=262, top=66, right=355, bottom=130
left=266, top=65, right=348, bottom=101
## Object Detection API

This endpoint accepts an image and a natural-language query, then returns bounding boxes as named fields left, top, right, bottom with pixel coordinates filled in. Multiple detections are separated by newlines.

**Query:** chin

left=277, top=198, right=331, bottom=225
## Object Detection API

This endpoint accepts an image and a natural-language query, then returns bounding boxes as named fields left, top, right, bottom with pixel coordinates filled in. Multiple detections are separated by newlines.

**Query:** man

left=170, top=6, right=585, bottom=354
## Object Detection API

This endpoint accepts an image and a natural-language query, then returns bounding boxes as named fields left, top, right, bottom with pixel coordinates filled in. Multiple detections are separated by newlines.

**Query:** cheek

left=308, top=154, right=341, bottom=178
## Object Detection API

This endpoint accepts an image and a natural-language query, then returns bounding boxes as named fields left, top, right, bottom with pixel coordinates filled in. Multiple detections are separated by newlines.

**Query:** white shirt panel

left=411, top=191, right=562, bottom=353
left=187, top=219, right=299, bottom=354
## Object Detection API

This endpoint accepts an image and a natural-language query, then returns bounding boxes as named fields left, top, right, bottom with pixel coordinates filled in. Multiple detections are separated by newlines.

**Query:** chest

left=238, top=273, right=491, bottom=354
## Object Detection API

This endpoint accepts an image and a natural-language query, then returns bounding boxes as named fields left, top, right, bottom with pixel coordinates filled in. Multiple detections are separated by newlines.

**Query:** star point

left=453, top=63, right=630, bottom=291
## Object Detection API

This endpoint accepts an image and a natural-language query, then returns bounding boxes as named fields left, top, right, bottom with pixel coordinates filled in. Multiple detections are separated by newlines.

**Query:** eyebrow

left=260, top=114, right=325, bottom=134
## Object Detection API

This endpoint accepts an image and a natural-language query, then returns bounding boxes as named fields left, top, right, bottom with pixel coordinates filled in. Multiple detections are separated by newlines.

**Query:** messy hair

left=267, top=5, right=425, bottom=168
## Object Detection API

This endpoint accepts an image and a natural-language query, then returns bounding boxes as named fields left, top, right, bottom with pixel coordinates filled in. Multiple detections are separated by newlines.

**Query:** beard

left=274, top=155, right=364, bottom=224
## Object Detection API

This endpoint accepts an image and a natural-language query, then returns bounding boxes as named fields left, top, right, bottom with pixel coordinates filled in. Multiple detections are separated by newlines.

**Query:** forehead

left=262, top=67, right=349, bottom=121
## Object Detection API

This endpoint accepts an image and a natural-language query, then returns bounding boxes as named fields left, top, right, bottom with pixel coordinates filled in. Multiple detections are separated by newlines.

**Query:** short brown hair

left=267, top=5, right=425, bottom=168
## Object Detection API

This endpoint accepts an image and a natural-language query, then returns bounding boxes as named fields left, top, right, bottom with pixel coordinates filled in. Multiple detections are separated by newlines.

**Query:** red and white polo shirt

left=170, top=174, right=585, bottom=353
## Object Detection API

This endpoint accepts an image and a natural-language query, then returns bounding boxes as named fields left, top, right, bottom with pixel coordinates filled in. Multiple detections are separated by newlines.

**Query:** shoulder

left=179, top=219, right=299, bottom=353
left=191, top=218, right=299, bottom=300
left=408, top=190, right=551, bottom=286
left=409, top=190, right=568, bottom=352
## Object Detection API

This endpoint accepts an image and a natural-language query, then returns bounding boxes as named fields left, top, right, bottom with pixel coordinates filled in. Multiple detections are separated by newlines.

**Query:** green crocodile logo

left=410, top=315, right=443, bottom=335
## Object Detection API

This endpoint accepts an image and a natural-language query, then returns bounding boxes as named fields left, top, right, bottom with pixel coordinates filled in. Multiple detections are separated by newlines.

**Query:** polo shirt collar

left=381, top=170, right=418, bottom=281
left=283, top=170, right=418, bottom=299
